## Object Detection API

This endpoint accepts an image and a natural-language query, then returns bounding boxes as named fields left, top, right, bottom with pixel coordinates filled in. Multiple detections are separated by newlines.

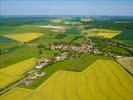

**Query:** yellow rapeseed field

left=5, top=32, right=43, bottom=42
left=1, top=60, right=133, bottom=100
left=83, top=28, right=121, bottom=38
left=0, top=58, right=36, bottom=89
left=0, top=88, right=33, bottom=100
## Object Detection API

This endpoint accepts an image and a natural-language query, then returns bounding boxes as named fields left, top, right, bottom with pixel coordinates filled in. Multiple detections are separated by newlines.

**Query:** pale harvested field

left=38, top=25, right=66, bottom=32
left=4, top=33, right=43, bottom=42
left=38, top=25, right=66, bottom=30
left=0, top=58, right=36, bottom=89
left=83, top=28, right=121, bottom=38
left=80, top=18, right=94, bottom=22
left=117, top=57, right=133, bottom=75
left=1, top=60, right=133, bottom=100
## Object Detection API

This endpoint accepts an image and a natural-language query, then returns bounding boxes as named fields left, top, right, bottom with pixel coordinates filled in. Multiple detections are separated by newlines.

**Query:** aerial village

left=23, top=42, right=122, bottom=86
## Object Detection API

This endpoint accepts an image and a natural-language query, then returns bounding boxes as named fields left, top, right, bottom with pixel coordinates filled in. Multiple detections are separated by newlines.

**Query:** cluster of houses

left=23, top=71, right=45, bottom=86
left=51, top=44, right=93, bottom=53
left=22, top=44, right=123, bottom=86
left=105, top=52, right=122, bottom=59
left=22, top=41, right=123, bottom=86
left=55, top=52, right=68, bottom=61
left=36, top=58, right=53, bottom=69
left=51, top=44, right=123, bottom=59
left=36, top=52, right=68, bottom=69
left=22, top=52, right=68, bottom=86
left=51, top=44, right=103, bottom=55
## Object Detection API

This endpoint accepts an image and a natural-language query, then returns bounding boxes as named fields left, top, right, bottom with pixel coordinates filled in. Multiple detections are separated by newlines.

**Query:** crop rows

left=1, top=60, right=133, bottom=100
left=0, top=58, right=36, bottom=89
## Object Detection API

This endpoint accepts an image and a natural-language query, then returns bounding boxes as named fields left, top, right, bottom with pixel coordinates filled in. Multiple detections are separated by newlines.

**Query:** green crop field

left=0, top=43, right=19, bottom=50
left=113, top=29, right=133, bottom=41
left=50, top=19, right=64, bottom=24
left=0, top=46, right=60, bottom=68
left=0, top=36, right=17, bottom=43
left=0, top=25, right=54, bottom=35
left=64, top=27, right=80, bottom=34
left=102, top=44, right=131, bottom=55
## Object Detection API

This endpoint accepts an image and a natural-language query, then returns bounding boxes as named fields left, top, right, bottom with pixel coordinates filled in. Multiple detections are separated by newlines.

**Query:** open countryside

left=0, top=16, right=133, bottom=100
left=1, top=60, right=133, bottom=100
left=0, top=0, right=133, bottom=100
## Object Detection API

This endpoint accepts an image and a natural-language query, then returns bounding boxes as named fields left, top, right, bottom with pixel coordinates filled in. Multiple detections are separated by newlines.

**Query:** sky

left=0, top=0, right=133, bottom=16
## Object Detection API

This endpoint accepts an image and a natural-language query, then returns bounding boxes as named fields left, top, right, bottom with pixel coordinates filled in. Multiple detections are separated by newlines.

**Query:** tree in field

left=39, top=50, right=43, bottom=55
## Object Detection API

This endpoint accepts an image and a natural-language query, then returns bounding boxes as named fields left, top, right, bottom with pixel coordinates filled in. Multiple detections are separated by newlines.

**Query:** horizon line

left=1, top=15, right=133, bottom=17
